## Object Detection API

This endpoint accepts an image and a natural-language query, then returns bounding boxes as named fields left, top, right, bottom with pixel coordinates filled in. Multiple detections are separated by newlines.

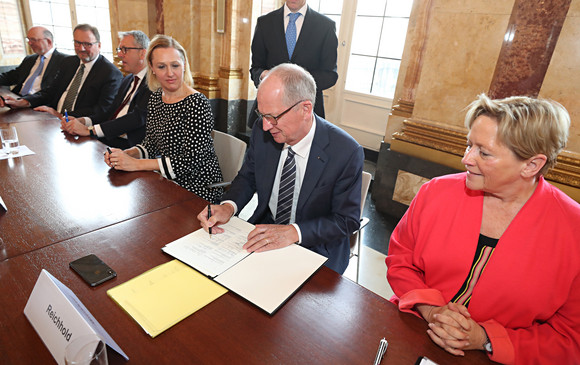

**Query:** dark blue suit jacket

left=95, top=73, right=151, bottom=147
left=223, top=116, right=363, bottom=274
left=0, top=49, right=67, bottom=95
left=24, top=54, right=122, bottom=122
left=250, top=6, right=338, bottom=118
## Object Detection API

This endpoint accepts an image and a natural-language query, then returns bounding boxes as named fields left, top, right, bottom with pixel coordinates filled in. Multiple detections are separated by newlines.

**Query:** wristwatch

left=88, top=126, right=95, bottom=138
left=483, top=335, right=493, bottom=353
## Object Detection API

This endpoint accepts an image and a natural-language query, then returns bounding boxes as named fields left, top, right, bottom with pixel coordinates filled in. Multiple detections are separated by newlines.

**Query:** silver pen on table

left=373, top=337, right=388, bottom=365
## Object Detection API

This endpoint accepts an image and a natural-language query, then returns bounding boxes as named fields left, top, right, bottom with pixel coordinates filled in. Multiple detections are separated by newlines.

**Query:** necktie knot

left=289, top=12, right=300, bottom=23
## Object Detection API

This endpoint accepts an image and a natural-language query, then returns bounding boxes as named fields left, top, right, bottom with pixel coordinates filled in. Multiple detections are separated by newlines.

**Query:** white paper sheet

left=162, top=217, right=254, bottom=277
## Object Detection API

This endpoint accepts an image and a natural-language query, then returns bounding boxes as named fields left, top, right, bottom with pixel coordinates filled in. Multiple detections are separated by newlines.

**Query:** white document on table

left=162, top=217, right=328, bottom=314
left=162, top=217, right=254, bottom=278
left=0, top=145, right=35, bottom=160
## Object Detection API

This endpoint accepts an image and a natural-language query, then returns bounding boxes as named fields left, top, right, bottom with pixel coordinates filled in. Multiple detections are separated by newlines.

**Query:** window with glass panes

left=28, top=0, right=113, bottom=61
left=308, top=0, right=343, bottom=32
left=345, top=0, right=412, bottom=99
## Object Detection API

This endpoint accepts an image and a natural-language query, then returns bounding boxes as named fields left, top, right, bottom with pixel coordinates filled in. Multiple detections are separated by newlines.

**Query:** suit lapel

left=274, top=7, right=291, bottom=62
left=261, top=132, right=283, bottom=197
left=77, top=55, right=101, bottom=102
left=297, top=117, right=329, bottom=211
left=128, top=75, right=147, bottom=109
left=114, top=75, right=134, bottom=110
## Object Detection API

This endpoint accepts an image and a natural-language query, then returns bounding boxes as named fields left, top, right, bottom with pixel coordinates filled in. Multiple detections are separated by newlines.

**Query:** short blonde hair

left=465, top=94, right=570, bottom=176
left=146, top=34, right=193, bottom=91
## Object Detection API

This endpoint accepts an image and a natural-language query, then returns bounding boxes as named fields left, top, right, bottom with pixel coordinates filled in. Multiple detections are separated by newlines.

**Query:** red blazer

left=387, top=173, right=580, bottom=364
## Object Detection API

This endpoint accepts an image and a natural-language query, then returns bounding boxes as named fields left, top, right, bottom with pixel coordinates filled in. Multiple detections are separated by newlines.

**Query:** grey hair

left=263, top=63, right=316, bottom=108
left=42, top=28, right=54, bottom=41
left=119, top=30, right=150, bottom=49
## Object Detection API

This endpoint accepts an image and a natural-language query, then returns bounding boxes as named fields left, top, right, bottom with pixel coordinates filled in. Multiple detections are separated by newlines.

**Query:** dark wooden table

left=0, top=198, right=492, bottom=365
left=0, top=118, right=195, bottom=260
left=0, top=108, right=492, bottom=364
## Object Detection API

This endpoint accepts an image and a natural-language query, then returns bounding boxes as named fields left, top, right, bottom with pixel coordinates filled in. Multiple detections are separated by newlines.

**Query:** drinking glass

left=0, top=126, right=19, bottom=155
left=64, top=334, right=108, bottom=365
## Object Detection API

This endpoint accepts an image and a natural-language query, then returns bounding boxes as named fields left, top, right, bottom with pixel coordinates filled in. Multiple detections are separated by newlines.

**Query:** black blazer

left=96, top=73, right=151, bottom=147
left=250, top=6, right=338, bottom=117
left=0, top=49, right=67, bottom=95
left=25, top=54, right=122, bottom=122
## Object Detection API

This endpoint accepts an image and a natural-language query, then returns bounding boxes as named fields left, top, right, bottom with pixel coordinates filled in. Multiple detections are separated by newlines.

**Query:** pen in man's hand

left=207, top=204, right=212, bottom=236
left=107, top=147, right=112, bottom=154
left=64, top=109, right=69, bottom=123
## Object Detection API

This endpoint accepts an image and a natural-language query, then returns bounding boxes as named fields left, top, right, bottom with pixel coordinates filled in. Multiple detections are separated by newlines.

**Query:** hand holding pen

left=207, top=204, right=212, bottom=237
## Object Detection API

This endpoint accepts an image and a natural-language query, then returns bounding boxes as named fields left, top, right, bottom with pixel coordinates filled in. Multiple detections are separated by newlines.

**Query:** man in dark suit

left=249, top=0, right=338, bottom=124
left=6, top=24, right=122, bottom=123
left=198, top=64, right=362, bottom=274
left=60, top=30, right=151, bottom=149
left=0, top=26, right=66, bottom=106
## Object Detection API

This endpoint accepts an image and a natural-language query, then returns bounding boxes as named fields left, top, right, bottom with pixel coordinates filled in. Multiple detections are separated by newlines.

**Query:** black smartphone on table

left=69, top=254, right=116, bottom=287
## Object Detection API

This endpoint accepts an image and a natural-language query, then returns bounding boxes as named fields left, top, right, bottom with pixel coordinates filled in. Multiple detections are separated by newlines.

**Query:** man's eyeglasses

left=26, top=37, right=47, bottom=43
left=74, top=40, right=99, bottom=48
left=116, top=47, right=144, bottom=54
left=255, top=100, right=306, bottom=125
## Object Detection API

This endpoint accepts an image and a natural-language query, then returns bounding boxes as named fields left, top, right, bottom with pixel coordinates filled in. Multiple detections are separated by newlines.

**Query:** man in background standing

left=248, top=0, right=338, bottom=127
left=0, top=26, right=66, bottom=106
left=61, top=30, right=151, bottom=149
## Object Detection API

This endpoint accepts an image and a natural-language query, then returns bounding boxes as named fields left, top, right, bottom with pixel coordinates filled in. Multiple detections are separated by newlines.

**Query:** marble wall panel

left=413, top=10, right=509, bottom=128
left=112, top=0, right=151, bottom=38
left=540, top=8, right=580, bottom=151
left=434, top=0, right=514, bottom=14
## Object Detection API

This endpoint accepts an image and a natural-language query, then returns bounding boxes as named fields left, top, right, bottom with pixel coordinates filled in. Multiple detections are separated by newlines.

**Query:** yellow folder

left=107, top=260, right=227, bottom=337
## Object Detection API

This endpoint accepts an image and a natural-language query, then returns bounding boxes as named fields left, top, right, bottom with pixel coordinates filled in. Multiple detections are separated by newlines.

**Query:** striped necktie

left=20, top=55, right=45, bottom=95
left=286, top=13, right=301, bottom=59
left=112, top=76, right=140, bottom=119
left=61, top=64, right=85, bottom=114
left=275, top=147, right=296, bottom=225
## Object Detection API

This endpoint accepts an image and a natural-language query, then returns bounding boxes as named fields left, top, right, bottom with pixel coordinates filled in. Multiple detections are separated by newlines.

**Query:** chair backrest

left=360, top=171, right=372, bottom=218
left=211, top=130, right=247, bottom=182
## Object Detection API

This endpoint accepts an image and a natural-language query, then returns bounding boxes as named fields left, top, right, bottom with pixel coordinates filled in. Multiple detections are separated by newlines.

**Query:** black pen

left=107, top=147, right=112, bottom=154
left=207, top=204, right=212, bottom=237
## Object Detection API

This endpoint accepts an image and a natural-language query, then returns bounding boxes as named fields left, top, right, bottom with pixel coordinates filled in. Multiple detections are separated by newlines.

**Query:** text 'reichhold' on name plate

left=24, top=269, right=128, bottom=365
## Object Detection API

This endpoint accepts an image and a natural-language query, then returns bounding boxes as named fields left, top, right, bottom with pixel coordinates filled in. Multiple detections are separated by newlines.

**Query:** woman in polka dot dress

left=105, top=35, right=223, bottom=202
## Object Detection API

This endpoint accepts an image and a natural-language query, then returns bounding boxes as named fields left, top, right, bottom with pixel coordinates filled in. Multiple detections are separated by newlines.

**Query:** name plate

left=24, top=269, right=128, bottom=365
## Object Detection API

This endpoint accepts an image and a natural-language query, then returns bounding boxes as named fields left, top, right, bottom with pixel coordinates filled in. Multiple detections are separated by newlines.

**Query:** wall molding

left=218, top=67, right=244, bottom=79
left=193, top=75, right=220, bottom=99
left=392, top=119, right=580, bottom=188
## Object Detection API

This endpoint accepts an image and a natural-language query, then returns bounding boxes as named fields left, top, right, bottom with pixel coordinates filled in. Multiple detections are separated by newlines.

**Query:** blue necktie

left=275, top=147, right=296, bottom=225
left=286, top=13, right=301, bottom=59
left=20, top=55, right=45, bottom=95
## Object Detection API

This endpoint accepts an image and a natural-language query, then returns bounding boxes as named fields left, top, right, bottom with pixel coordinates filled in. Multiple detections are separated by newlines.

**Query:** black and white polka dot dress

left=136, top=89, right=223, bottom=202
